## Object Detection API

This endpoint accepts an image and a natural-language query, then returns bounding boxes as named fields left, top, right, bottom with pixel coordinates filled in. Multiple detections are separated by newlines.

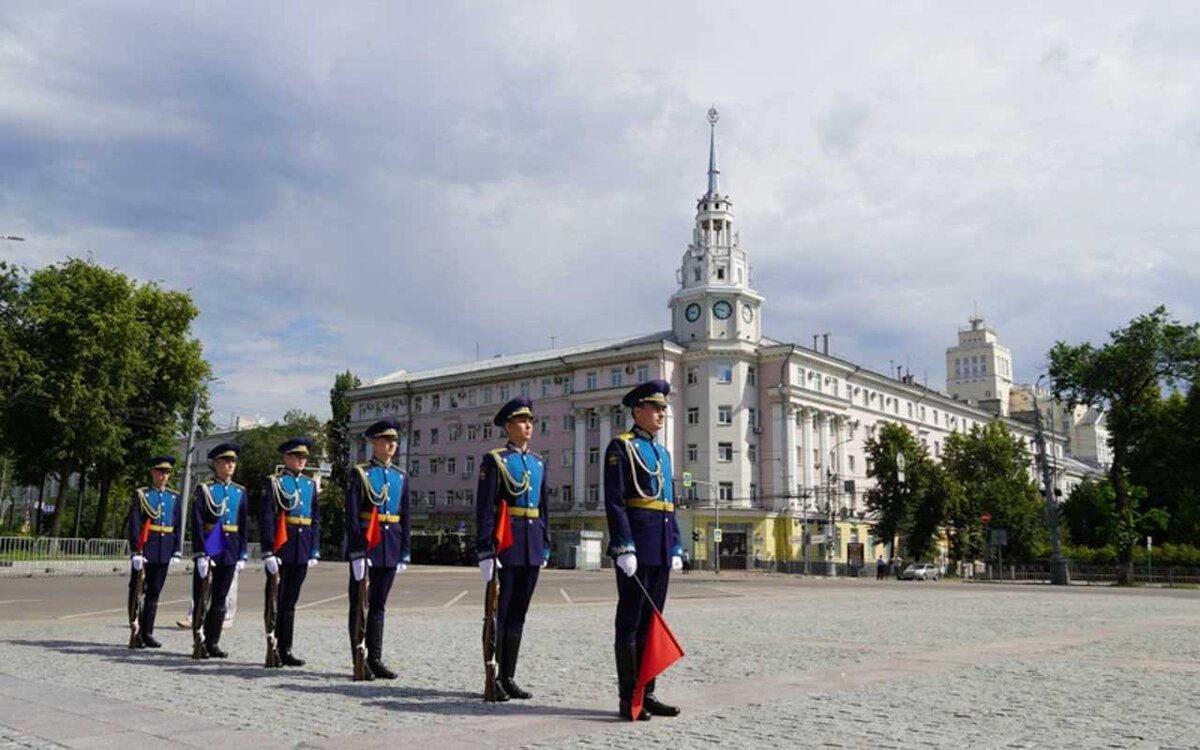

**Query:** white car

left=900, top=563, right=940, bottom=581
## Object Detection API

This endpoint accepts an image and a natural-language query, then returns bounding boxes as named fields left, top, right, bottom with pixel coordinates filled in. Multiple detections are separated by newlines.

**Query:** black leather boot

left=642, top=678, right=681, bottom=717
left=366, top=618, right=396, bottom=679
left=278, top=612, right=305, bottom=667
left=140, top=600, right=161, bottom=648
left=615, top=644, right=650, bottom=721
left=204, top=613, right=227, bottom=658
left=498, top=632, right=531, bottom=699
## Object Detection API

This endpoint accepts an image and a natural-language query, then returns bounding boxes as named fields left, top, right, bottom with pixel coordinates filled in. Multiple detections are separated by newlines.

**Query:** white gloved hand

left=351, top=558, right=366, bottom=581
left=169, top=554, right=181, bottom=566
left=671, top=555, right=683, bottom=571
left=397, top=562, right=408, bottom=573
left=196, top=556, right=210, bottom=578
left=308, top=558, right=319, bottom=568
left=263, top=556, right=279, bottom=576
left=479, top=558, right=496, bottom=583
left=235, top=560, right=245, bottom=572
left=616, top=553, right=638, bottom=578
left=131, top=554, right=145, bottom=571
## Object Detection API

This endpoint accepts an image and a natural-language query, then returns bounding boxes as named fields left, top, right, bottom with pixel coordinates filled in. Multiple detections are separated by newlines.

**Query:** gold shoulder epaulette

left=617, top=431, right=635, bottom=441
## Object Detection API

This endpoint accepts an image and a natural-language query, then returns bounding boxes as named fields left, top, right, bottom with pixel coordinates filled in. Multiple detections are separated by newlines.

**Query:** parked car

left=900, top=562, right=941, bottom=581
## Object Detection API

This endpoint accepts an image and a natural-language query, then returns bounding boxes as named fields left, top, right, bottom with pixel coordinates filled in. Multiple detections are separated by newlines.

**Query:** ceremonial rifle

left=128, top=495, right=151, bottom=648
left=264, top=568, right=282, bottom=668
left=482, top=564, right=501, bottom=701
left=352, top=573, right=369, bottom=680
left=192, top=561, right=211, bottom=659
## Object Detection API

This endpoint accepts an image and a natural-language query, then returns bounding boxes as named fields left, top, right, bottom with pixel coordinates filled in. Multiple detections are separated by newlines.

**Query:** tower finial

left=706, top=106, right=720, bottom=197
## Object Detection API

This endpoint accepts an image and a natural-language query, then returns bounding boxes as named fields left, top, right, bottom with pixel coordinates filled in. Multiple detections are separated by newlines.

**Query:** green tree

left=942, top=422, right=1045, bottom=563
left=1061, top=478, right=1115, bottom=548
left=1125, top=386, right=1200, bottom=545
left=323, top=371, right=360, bottom=558
left=230, top=410, right=325, bottom=543
left=1049, top=306, right=1200, bottom=584
left=864, top=422, right=949, bottom=559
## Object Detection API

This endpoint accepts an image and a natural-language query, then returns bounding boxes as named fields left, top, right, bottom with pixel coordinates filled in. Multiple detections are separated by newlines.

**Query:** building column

left=598, top=408, right=613, bottom=500
left=800, top=407, right=814, bottom=511
left=573, top=408, right=588, bottom=506
left=782, top=404, right=798, bottom=512
left=817, top=411, right=830, bottom=504
left=771, top=402, right=784, bottom=507
left=834, top=415, right=846, bottom=512
left=398, top=428, right=410, bottom=470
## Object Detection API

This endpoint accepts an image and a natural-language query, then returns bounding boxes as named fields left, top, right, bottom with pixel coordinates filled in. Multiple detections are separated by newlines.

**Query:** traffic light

left=691, top=530, right=700, bottom=542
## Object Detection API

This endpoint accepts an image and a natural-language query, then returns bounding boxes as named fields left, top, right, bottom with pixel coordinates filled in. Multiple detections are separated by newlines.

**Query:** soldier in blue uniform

left=345, top=418, right=411, bottom=680
left=191, top=442, right=248, bottom=659
left=260, top=436, right=321, bottom=667
left=605, top=379, right=684, bottom=721
left=127, top=455, right=183, bottom=648
left=476, top=396, right=550, bottom=701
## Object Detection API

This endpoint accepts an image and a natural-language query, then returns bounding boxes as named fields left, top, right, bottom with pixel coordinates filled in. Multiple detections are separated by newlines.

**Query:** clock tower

left=669, top=108, right=764, bottom=345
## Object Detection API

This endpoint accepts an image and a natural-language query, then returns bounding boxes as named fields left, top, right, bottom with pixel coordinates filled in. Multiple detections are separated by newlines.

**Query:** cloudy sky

left=2, top=2, right=1197, bottom=425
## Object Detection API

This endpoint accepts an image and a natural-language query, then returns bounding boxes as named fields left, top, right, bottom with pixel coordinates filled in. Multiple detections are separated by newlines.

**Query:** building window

left=719, top=482, right=733, bottom=501
left=610, top=368, right=622, bottom=387
left=466, top=456, right=475, bottom=475
left=429, top=458, right=439, bottom=475
left=539, top=419, right=549, bottom=436
left=717, top=405, right=733, bottom=425
left=586, top=372, right=598, bottom=390
left=749, top=483, right=758, bottom=500
left=463, top=489, right=474, bottom=506
left=414, top=395, right=423, bottom=413
left=718, top=442, right=733, bottom=462
left=693, top=267, right=702, bottom=282
left=483, top=386, right=493, bottom=405
left=687, top=444, right=698, bottom=462
left=716, top=363, right=733, bottom=383
left=467, top=389, right=476, bottom=406
left=848, top=455, right=856, bottom=472
left=587, top=484, right=599, bottom=504
left=446, top=457, right=456, bottom=475
left=562, top=379, right=572, bottom=395
left=431, top=394, right=441, bottom=411
left=467, top=424, right=478, bottom=441
left=430, top=428, right=439, bottom=445
left=427, top=491, right=437, bottom=507
left=411, top=430, right=421, bottom=447
left=716, top=267, right=726, bottom=280
left=562, top=450, right=573, bottom=468
left=686, top=408, right=700, bottom=425
left=686, top=486, right=698, bottom=502
left=541, top=378, right=552, bottom=397
left=686, top=367, right=698, bottom=385
left=636, top=365, right=649, bottom=383
left=748, top=407, right=758, bottom=430
left=410, top=459, right=420, bottom=477
left=449, top=393, right=459, bottom=408
left=747, top=366, right=757, bottom=386
left=482, top=424, right=493, bottom=440
left=562, top=485, right=573, bottom=504
left=499, top=385, right=510, bottom=400
left=588, top=447, right=599, bottom=465
left=563, top=414, right=574, bottom=432
left=448, top=424, right=461, bottom=442
left=519, top=381, right=530, bottom=397
left=587, top=411, right=599, bottom=430
left=747, top=444, right=757, bottom=462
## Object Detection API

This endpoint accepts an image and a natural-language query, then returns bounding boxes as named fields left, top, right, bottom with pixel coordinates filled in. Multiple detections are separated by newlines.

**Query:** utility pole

left=178, top=391, right=201, bottom=548
left=73, top=458, right=88, bottom=538
left=1033, top=377, right=1070, bottom=585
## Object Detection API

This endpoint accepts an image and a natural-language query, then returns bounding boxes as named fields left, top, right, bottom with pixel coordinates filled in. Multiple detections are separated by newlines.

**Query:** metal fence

left=971, top=562, right=1200, bottom=587
left=0, top=537, right=264, bottom=577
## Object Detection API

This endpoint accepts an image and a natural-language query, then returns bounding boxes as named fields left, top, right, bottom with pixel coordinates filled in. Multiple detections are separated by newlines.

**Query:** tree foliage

left=1049, top=306, right=1200, bottom=583
left=863, top=422, right=951, bottom=561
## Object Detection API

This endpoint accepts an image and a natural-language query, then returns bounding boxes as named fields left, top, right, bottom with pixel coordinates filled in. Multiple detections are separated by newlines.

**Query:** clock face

left=713, top=300, right=732, bottom=320
left=684, top=303, right=701, bottom=322
left=742, top=304, right=754, bottom=323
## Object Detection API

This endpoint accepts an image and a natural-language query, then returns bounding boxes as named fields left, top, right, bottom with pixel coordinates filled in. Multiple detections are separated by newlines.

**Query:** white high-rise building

left=945, top=315, right=1013, bottom=416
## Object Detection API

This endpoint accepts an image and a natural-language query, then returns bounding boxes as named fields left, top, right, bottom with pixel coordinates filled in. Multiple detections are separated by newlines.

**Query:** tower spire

left=706, top=106, right=720, bottom=197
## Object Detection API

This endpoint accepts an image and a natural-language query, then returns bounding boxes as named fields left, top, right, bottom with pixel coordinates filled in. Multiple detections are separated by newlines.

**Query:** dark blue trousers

left=497, top=565, right=540, bottom=637
left=128, top=563, right=170, bottom=635
left=347, top=565, right=397, bottom=628
left=268, top=563, right=308, bottom=613
left=194, top=564, right=237, bottom=644
left=614, top=564, right=670, bottom=646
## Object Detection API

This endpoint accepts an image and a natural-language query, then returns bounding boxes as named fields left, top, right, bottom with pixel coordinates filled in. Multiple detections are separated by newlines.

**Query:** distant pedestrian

left=875, top=556, right=885, bottom=581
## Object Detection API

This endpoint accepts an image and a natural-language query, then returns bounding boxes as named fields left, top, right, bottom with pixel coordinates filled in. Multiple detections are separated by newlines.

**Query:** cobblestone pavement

left=0, top=570, right=1196, bottom=748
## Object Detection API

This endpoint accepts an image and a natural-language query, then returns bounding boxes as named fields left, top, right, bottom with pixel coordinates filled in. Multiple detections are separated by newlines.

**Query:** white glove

left=308, top=558, right=319, bottom=568
left=351, top=558, right=366, bottom=581
left=131, top=554, right=145, bottom=571
left=397, top=562, right=408, bottom=573
left=169, top=554, right=180, bottom=566
left=235, top=560, right=245, bottom=572
left=263, top=556, right=279, bottom=576
left=671, top=555, right=683, bottom=571
left=479, top=558, right=496, bottom=583
left=616, top=553, right=638, bottom=578
left=196, top=557, right=210, bottom=578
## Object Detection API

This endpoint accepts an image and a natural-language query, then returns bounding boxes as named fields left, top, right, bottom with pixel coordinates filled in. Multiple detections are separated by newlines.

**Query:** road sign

left=981, top=511, right=991, bottom=524
left=681, top=471, right=693, bottom=488
left=988, top=528, right=1007, bottom=547
left=712, top=528, right=723, bottom=543
left=1146, top=535, right=1152, bottom=550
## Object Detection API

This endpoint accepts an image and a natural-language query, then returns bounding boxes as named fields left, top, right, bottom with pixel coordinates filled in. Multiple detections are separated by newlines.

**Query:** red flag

left=273, top=512, right=289, bottom=553
left=493, top=502, right=513, bottom=553
left=137, top=518, right=152, bottom=552
left=364, top=506, right=382, bottom=550
left=631, top=608, right=685, bottom=718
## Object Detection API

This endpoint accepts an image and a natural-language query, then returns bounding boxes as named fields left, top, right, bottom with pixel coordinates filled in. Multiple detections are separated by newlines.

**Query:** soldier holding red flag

left=259, top=436, right=321, bottom=667
left=476, top=396, right=550, bottom=702
left=344, top=418, right=411, bottom=680
left=126, top=455, right=183, bottom=649
left=191, top=442, right=248, bottom=659
left=605, top=380, right=685, bottom=721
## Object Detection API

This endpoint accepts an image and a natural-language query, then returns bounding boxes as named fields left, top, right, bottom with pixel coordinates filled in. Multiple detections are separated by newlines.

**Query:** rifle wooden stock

left=128, top=566, right=145, bottom=648
left=482, top=570, right=501, bottom=701
left=352, top=574, right=369, bottom=681
left=192, top=566, right=211, bottom=659
left=264, top=570, right=282, bottom=668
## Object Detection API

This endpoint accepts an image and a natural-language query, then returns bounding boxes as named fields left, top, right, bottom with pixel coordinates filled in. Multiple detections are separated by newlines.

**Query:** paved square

left=0, top=568, right=1197, bottom=748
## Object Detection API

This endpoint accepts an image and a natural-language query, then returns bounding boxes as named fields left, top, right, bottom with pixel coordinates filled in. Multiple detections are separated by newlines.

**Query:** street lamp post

left=895, top=452, right=907, bottom=564
left=1033, top=376, right=1070, bottom=585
